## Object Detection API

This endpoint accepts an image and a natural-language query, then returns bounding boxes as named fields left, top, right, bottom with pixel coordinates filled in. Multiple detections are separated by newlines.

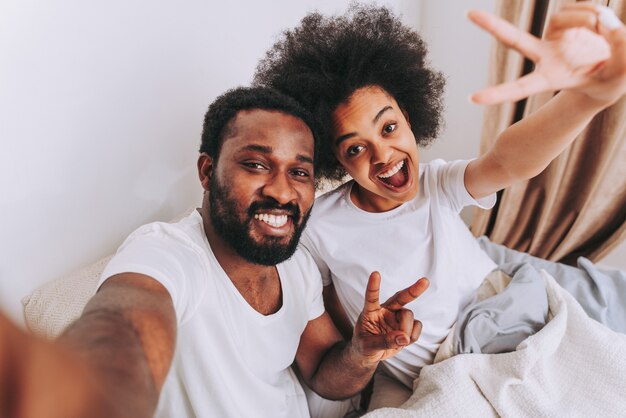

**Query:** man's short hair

left=200, top=86, right=320, bottom=163
left=253, top=4, right=446, bottom=183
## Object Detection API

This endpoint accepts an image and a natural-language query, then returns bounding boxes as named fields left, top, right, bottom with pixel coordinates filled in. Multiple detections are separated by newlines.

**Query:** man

left=0, top=86, right=427, bottom=418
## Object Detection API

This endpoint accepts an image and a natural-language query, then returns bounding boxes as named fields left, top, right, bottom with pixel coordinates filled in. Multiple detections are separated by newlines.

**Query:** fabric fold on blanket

left=363, top=271, right=626, bottom=418
left=478, top=236, right=626, bottom=333
left=453, top=263, right=548, bottom=355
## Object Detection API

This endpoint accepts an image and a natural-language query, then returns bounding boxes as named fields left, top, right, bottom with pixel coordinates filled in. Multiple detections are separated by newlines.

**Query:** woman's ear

left=197, top=153, right=214, bottom=191
left=402, top=109, right=411, bottom=128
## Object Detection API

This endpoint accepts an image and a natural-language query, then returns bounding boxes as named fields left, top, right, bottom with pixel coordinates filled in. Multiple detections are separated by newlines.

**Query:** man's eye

left=347, top=145, right=364, bottom=156
left=292, top=169, right=310, bottom=178
left=243, top=162, right=267, bottom=170
left=383, top=123, right=397, bottom=134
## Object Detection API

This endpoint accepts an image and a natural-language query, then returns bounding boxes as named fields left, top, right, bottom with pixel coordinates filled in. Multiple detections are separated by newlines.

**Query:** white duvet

left=364, top=271, right=626, bottom=418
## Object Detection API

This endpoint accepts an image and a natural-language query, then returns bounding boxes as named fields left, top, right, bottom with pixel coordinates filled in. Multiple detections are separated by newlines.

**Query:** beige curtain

left=471, top=0, right=626, bottom=265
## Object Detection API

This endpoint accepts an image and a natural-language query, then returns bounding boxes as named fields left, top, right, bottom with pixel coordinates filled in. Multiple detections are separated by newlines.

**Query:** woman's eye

left=347, top=145, right=364, bottom=156
left=383, top=123, right=397, bottom=134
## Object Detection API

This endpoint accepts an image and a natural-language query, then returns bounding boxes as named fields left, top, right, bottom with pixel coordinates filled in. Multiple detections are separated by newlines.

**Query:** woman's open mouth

left=376, top=159, right=410, bottom=190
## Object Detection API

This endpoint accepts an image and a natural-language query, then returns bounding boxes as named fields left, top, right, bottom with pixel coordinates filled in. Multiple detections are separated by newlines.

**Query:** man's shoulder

left=123, top=211, right=205, bottom=253
left=282, top=245, right=317, bottom=269
left=280, top=246, right=322, bottom=281
left=107, top=211, right=212, bottom=278
left=101, top=210, right=212, bottom=324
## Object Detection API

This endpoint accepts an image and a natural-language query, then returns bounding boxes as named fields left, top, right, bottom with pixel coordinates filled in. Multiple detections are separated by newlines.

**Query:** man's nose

left=261, top=172, right=298, bottom=205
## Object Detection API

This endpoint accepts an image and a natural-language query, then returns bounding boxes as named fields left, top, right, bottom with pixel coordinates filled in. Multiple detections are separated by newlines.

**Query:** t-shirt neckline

left=343, top=180, right=412, bottom=219
left=192, top=210, right=287, bottom=321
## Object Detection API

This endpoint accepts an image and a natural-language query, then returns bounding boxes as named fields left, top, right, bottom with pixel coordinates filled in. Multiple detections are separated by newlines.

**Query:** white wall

left=419, top=0, right=495, bottom=163
left=2, top=0, right=624, bottom=326
left=417, top=0, right=496, bottom=224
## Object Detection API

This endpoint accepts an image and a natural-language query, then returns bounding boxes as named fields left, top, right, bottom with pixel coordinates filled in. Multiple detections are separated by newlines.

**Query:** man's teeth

left=378, top=160, right=405, bottom=179
left=254, top=213, right=289, bottom=227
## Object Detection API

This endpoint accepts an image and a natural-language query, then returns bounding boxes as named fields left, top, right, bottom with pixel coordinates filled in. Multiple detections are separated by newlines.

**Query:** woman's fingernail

left=597, top=5, right=622, bottom=30
left=396, top=335, right=409, bottom=345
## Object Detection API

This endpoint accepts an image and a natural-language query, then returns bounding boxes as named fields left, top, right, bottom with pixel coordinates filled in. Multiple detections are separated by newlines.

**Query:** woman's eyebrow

left=373, top=106, right=393, bottom=124
left=334, top=105, right=394, bottom=147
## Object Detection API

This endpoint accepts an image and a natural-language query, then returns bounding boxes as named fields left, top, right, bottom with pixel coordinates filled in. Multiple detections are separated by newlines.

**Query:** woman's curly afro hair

left=254, top=3, right=446, bottom=183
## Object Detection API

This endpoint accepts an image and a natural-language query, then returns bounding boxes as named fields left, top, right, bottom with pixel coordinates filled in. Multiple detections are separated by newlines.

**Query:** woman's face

left=331, top=86, right=420, bottom=212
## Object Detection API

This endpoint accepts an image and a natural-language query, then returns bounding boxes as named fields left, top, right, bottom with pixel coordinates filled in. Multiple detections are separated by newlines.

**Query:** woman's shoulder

left=313, top=180, right=352, bottom=210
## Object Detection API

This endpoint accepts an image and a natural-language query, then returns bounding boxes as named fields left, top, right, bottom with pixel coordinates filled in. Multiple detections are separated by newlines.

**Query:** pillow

left=22, top=206, right=196, bottom=339
left=22, top=256, right=111, bottom=339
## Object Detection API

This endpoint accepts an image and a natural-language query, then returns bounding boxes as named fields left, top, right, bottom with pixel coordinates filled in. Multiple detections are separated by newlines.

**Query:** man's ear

left=198, top=153, right=214, bottom=191
left=402, top=109, right=411, bottom=128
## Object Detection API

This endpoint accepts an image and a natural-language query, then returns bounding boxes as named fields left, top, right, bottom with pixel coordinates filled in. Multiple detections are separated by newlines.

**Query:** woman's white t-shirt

left=301, top=159, right=497, bottom=388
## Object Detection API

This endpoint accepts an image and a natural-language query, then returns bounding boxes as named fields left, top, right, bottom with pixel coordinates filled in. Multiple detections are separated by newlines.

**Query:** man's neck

left=198, top=206, right=282, bottom=315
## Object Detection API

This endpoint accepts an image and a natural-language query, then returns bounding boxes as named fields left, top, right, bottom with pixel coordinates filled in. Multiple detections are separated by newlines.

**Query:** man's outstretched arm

left=0, top=273, right=176, bottom=418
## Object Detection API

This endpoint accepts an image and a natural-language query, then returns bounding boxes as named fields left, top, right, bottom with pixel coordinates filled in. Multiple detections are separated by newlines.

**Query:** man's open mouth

left=376, top=159, right=409, bottom=189
left=253, top=213, right=289, bottom=228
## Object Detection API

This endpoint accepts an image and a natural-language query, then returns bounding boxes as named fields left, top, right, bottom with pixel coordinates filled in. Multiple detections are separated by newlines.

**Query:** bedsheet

left=363, top=271, right=626, bottom=418
left=478, top=236, right=626, bottom=333
left=451, top=265, right=549, bottom=356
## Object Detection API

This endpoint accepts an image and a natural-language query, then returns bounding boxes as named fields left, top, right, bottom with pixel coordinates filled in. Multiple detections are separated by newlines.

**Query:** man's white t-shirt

left=99, top=210, right=325, bottom=418
left=301, top=159, right=498, bottom=388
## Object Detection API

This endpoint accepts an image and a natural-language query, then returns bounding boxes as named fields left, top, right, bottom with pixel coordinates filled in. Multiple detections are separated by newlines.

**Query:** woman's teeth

left=378, top=160, right=405, bottom=179
left=254, top=213, right=288, bottom=227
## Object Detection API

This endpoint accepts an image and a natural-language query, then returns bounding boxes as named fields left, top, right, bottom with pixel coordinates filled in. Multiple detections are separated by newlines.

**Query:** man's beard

left=208, top=173, right=311, bottom=266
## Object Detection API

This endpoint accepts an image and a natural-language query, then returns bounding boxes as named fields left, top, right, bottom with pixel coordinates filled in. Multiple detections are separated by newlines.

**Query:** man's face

left=207, top=109, right=315, bottom=265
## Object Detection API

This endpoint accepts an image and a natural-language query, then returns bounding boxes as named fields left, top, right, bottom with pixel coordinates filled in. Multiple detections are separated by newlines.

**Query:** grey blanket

left=453, top=237, right=626, bottom=354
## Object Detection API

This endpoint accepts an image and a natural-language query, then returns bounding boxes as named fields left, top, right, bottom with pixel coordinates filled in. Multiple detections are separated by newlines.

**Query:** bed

left=21, top=229, right=626, bottom=417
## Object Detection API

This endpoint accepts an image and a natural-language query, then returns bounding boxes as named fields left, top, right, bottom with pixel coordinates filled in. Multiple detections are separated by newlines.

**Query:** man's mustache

left=248, top=200, right=301, bottom=221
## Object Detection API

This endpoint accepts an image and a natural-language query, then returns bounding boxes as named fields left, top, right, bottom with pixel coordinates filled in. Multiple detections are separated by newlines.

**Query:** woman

left=254, top=3, right=626, bottom=410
